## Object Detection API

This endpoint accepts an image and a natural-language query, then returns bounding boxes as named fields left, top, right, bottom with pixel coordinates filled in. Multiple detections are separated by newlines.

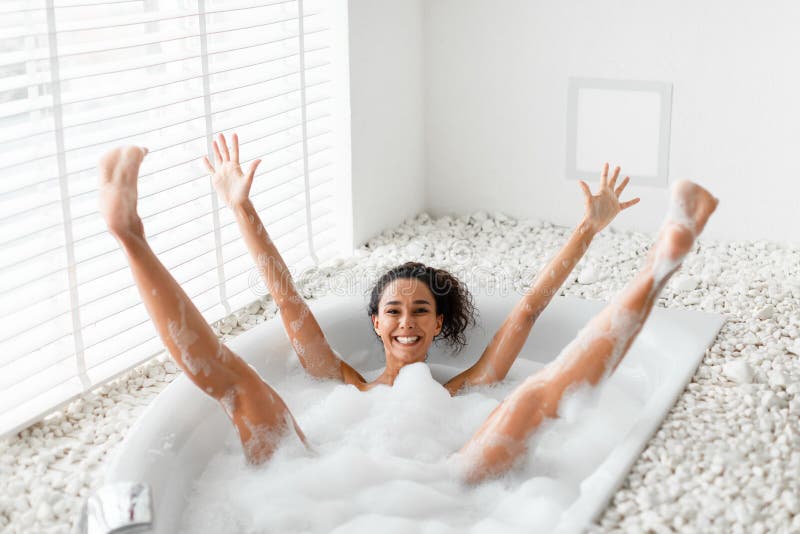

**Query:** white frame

left=566, top=77, right=673, bottom=187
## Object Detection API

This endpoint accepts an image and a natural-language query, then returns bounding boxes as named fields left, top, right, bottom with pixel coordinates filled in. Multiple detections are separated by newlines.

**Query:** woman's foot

left=98, top=146, right=149, bottom=238
left=669, top=179, right=719, bottom=237
left=651, top=180, right=718, bottom=281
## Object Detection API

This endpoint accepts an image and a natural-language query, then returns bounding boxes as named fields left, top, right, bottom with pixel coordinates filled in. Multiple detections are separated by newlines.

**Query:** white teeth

left=395, top=336, right=420, bottom=345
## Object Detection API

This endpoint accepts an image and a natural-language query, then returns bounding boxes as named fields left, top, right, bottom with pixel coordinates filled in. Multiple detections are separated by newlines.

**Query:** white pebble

left=577, top=265, right=599, bottom=285
left=782, top=490, right=799, bottom=514
left=700, top=296, right=716, bottom=309
left=768, top=370, right=788, bottom=388
left=761, top=391, right=779, bottom=409
left=672, top=275, right=700, bottom=292
left=36, top=502, right=53, bottom=522
left=723, top=360, right=754, bottom=384
left=743, top=332, right=759, bottom=345
left=755, top=305, right=774, bottom=320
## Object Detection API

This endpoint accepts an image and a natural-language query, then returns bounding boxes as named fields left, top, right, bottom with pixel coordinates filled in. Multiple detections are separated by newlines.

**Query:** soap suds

left=167, top=298, right=211, bottom=377
left=241, top=415, right=286, bottom=464
left=215, top=342, right=230, bottom=364
left=291, top=338, right=306, bottom=357
left=289, top=305, right=310, bottom=332
left=220, top=389, right=237, bottom=419
left=180, top=361, right=643, bottom=533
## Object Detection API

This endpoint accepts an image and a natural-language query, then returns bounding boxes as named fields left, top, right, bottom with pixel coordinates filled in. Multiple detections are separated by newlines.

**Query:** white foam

left=179, top=360, right=643, bottom=533
left=289, top=304, right=310, bottom=332
left=167, top=298, right=210, bottom=377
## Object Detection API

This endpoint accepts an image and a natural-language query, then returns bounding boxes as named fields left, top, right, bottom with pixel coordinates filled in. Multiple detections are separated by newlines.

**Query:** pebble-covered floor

left=1, top=211, right=799, bottom=534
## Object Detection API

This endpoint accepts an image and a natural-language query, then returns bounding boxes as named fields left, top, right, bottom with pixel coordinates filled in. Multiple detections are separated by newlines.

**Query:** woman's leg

left=99, top=146, right=306, bottom=465
left=457, top=180, right=718, bottom=483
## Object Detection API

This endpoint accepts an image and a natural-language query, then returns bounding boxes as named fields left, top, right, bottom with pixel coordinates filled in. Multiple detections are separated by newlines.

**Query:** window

left=0, top=0, right=345, bottom=438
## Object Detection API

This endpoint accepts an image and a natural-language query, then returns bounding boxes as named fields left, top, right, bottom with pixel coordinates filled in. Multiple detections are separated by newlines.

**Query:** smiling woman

left=97, top=129, right=718, bottom=486
left=366, top=262, right=476, bottom=387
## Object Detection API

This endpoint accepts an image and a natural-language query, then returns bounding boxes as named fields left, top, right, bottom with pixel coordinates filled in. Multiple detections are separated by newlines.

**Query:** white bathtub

left=99, top=292, right=724, bottom=533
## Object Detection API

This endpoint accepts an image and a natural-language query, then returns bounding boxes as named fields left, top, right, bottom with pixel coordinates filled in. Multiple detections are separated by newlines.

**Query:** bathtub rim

left=102, top=291, right=725, bottom=533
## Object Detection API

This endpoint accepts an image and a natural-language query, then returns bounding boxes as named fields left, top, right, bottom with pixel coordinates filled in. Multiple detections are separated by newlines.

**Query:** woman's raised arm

left=444, top=164, right=640, bottom=395
left=203, top=132, right=365, bottom=384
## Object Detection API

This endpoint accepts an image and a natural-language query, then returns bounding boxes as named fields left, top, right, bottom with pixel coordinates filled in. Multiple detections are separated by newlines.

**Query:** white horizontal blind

left=0, top=0, right=341, bottom=438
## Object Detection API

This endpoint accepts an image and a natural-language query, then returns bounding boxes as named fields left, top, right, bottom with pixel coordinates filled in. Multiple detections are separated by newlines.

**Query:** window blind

left=0, top=0, right=342, bottom=438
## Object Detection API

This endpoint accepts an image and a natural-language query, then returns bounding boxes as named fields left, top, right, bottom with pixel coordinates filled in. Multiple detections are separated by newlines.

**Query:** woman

left=98, top=133, right=717, bottom=483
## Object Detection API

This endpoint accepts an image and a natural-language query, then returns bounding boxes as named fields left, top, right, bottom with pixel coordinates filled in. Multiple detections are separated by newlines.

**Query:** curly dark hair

left=367, top=262, right=477, bottom=353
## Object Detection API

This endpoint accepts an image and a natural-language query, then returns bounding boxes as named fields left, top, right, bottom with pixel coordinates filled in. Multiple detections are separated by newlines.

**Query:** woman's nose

left=399, top=314, right=415, bottom=328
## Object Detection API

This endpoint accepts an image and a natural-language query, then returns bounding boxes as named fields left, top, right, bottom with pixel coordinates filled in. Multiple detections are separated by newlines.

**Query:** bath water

left=179, top=357, right=642, bottom=533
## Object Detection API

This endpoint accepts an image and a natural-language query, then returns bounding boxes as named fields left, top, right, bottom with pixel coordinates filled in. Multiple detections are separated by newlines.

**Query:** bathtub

left=89, top=292, right=724, bottom=533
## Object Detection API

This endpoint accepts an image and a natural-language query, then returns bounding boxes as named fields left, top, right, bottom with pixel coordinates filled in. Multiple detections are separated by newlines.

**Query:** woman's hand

left=579, top=163, right=640, bottom=234
left=202, top=132, right=261, bottom=209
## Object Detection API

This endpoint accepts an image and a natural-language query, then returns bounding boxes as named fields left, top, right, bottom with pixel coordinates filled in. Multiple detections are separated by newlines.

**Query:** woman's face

left=372, top=278, right=444, bottom=366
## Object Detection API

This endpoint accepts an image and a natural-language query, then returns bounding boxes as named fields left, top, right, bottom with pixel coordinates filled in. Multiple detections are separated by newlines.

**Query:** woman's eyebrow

left=383, top=299, right=432, bottom=306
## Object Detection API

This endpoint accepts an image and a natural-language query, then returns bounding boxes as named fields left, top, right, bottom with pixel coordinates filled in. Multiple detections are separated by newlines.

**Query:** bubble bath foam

left=102, top=292, right=724, bottom=534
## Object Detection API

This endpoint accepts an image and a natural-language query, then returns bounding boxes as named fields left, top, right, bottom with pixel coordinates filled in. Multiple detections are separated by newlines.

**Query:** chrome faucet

left=78, top=482, right=153, bottom=534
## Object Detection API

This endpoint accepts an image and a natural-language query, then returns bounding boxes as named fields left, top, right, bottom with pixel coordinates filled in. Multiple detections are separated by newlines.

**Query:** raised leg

left=99, top=146, right=306, bottom=464
left=457, top=180, right=718, bottom=483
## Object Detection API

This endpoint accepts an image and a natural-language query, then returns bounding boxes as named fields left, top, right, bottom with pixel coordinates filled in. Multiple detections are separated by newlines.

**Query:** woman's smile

left=372, top=278, right=444, bottom=367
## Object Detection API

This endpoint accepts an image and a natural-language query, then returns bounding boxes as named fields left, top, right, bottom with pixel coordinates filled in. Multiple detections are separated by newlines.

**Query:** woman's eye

left=416, top=308, right=429, bottom=313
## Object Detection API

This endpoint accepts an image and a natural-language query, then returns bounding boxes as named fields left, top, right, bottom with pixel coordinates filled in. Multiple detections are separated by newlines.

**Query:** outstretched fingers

left=608, top=166, right=621, bottom=189
left=600, top=162, right=609, bottom=187
left=218, top=133, right=231, bottom=161
left=578, top=180, right=592, bottom=201
left=212, top=139, right=223, bottom=166
left=614, top=176, right=640, bottom=210
left=202, top=155, right=215, bottom=175
left=615, top=176, right=630, bottom=196
left=620, top=198, right=640, bottom=210
left=247, top=159, right=262, bottom=181
left=232, top=133, right=240, bottom=163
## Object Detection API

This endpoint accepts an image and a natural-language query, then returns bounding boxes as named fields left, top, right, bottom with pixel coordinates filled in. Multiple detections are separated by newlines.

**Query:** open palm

left=202, top=132, right=261, bottom=208
left=579, top=163, right=640, bottom=233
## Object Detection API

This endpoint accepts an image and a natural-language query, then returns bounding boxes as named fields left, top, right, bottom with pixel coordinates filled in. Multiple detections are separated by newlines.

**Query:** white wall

left=424, top=0, right=800, bottom=242
left=348, top=0, right=426, bottom=248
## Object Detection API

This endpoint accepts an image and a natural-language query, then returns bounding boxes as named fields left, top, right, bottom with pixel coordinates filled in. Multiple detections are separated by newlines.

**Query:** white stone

left=743, top=332, right=759, bottom=345
left=672, top=275, right=700, bottom=292
left=36, top=502, right=53, bottom=522
left=577, top=265, right=599, bottom=285
left=700, top=296, right=717, bottom=309
left=723, top=360, right=754, bottom=384
left=768, top=370, right=788, bottom=388
left=783, top=491, right=800, bottom=514
left=761, top=391, right=779, bottom=409
left=681, top=290, right=701, bottom=304
left=755, top=305, right=775, bottom=320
